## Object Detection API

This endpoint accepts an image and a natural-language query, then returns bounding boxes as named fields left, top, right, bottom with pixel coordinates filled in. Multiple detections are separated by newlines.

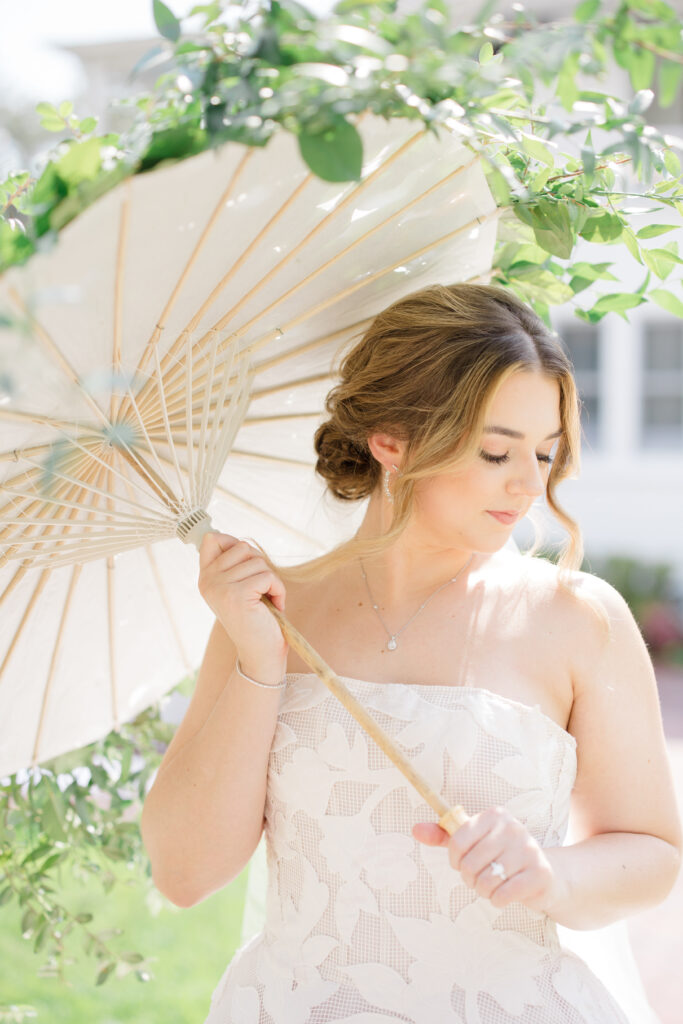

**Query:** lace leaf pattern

left=204, top=675, right=631, bottom=1024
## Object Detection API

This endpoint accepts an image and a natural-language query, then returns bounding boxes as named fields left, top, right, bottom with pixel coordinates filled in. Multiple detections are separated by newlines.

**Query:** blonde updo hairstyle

left=267, top=282, right=605, bottom=628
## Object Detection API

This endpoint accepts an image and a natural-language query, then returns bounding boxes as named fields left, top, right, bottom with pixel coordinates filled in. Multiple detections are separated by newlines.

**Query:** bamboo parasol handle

left=259, top=593, right=468, bottom=836
left=188, top=517, right=466, bottom=835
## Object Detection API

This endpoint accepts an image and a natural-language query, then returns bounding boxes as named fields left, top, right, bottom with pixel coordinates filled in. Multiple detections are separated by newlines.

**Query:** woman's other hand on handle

left=413, top=806, right=569, bottom=914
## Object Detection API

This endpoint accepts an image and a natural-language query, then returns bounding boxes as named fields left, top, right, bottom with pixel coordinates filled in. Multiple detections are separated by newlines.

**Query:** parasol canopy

left=0, top=112, right=499, bottom=781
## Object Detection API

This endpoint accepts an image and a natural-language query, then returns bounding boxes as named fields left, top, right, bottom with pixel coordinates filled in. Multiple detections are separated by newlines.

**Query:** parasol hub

left=177, top=508, right=214, bottom=549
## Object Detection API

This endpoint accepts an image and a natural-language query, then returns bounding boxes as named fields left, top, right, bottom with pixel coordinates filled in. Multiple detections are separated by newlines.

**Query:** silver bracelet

left=234, top=657, right=287, bottom=690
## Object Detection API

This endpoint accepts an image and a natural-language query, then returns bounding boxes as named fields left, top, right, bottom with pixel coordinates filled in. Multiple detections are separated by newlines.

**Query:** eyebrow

left=483, top=426, right=563, bottom=441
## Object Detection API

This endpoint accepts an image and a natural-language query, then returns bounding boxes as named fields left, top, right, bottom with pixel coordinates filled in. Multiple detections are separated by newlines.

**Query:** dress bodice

left=204, top=672, right=632, bottom=1023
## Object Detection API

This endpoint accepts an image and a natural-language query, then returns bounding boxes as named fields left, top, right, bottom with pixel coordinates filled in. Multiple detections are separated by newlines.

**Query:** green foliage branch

left=0, top=0, right=682, bottom=324
left=0, top=700, right=175, bottom=1012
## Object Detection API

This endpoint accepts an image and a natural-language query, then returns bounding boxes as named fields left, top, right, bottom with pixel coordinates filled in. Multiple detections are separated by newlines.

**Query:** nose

left=507, top=457, right=546, bottom=499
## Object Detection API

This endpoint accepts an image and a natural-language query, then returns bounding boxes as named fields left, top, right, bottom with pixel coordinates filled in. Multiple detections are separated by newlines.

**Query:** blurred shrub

left=584, top=554, right=683, bottom=659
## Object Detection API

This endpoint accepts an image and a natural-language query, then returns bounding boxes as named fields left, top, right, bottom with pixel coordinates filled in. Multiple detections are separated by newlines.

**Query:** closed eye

left=479, top=451, right=554, bottom=465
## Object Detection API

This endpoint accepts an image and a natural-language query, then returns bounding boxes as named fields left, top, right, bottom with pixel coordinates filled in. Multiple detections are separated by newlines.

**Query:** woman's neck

left=354, top=495, right=478, bottom=605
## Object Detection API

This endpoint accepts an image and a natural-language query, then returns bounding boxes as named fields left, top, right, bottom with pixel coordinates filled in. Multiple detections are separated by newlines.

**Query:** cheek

left=418, top=469, right=491, bottom=516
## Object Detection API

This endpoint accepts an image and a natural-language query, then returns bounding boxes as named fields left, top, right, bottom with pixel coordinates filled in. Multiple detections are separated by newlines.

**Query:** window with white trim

left=641, top=322, right=683, bottom=449
left=560, top=323, right=602, bottom=450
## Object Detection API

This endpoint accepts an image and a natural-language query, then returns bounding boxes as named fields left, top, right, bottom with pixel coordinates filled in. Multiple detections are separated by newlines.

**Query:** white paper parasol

left=0, top=112, right=499, bottom=788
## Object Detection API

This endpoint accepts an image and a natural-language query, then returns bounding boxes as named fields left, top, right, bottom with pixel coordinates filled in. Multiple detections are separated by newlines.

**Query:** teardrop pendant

left=387, top=637, right=398, bottom=651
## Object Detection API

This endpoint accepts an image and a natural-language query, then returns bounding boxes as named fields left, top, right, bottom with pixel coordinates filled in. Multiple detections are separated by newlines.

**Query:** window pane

left=644, top=324, right=683, bottom=372
left=579, top=395, right=600, bottom=447
left=643, top=395, right=683, bottom=429
left=562, top=325, right=599, bottom=372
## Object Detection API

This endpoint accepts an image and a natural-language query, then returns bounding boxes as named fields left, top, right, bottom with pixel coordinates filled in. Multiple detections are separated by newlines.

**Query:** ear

left=367, top=432, right=406, bottom=470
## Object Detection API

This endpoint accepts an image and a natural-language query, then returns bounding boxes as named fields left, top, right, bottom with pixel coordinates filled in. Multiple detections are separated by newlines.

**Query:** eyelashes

left=479, top=451, right=554, bottom=466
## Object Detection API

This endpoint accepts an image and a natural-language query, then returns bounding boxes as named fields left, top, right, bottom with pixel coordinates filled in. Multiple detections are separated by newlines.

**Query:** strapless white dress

left=204, top=672, right=656, bottom=1023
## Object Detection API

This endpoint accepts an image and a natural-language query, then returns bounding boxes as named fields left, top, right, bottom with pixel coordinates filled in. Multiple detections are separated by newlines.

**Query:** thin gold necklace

left=358, top=554, right=475, bottom=651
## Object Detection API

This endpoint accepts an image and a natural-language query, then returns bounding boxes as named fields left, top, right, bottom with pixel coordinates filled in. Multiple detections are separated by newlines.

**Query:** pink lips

left=486, top=510, right=521, bottom=524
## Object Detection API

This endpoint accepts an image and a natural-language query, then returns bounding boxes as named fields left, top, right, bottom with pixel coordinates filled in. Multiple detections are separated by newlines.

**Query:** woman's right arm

left=140, top=533, right=289, bottom=908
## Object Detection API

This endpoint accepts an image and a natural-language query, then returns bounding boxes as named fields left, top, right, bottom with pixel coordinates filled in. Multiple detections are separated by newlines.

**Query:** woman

left=141, top=283, right=681, bottom=1023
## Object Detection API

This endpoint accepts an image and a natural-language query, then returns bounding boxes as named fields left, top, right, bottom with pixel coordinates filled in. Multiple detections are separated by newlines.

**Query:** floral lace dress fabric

left=204, top=673, right=632, bottom=1024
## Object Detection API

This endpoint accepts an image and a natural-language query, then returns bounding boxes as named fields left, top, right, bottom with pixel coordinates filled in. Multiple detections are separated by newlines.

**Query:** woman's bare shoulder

left=492, top=550, right=628, bottom=639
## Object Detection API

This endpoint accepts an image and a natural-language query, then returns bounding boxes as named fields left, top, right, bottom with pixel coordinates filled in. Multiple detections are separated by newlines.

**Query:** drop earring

left=383, top=463, right=399, bottom=505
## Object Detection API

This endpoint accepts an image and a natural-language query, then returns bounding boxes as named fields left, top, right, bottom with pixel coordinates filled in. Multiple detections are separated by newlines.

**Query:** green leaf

left=649, top=288, right=683, bottom=318
left=120, top=951, right=145, bottom=964
left=138, top=125, right=208, bottom=172
left=58, top=101, right=74, bottom=118
left=617, top=43, right=656, bottom=93
left=153, top=0, right=181, bottom=42
left=506, top=265, right=574, bottom=305
left=298, top=116, right=363, bottom=183
left=641, top=247, right=683, bottom=280
left=478, top=42, right=494, bottom=64
left=520, top=135, right=554, bottom=167
left=79, top=117, right=98, bottom=135
left=590, top=292, right=647, bottom=318
left=622, top=227, right=642, bottom=264
left=636, top=224, right=678, bottom=239
left=580, top=212, right=624, bottom=243
left=658, top=62, right=683, bottom=109
left=635, top=269, right=651, bottom=296
left=96, top=961, right=117, bottom=986
left=33, top=918, right=49, bottom=953
left=40, top=852, right=66, bottom=871
left=663, top=150, right=681, bottom=178
left=36, top=101, right=66, bottom=133
left=575, top=0, right=600, bottom=21
left=54, top=139, right=103, bottom=186
left=0, top=887, right=13, bottom=905
left=515, top=200, right=574, bottom=259
left=557, top=53, right=580, bottom=111
left=21, top=842, right=53, bottom=866
left=21, top=907, right=39, bottom=934
left=530, top=166, right=552, bottom=191
left=581, top=143, right=596, bottom=183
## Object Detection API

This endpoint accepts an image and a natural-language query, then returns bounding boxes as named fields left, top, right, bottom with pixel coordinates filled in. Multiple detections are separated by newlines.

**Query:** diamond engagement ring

left=489, top=860, right=508, bottom=882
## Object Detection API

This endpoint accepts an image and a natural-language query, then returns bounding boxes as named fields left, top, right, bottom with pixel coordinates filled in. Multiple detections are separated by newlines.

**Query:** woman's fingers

left=412, top=822, right=450, bottom=846
left=198, top=530, right=238, bottom=568
left=413, top=806, right=557, bottom=911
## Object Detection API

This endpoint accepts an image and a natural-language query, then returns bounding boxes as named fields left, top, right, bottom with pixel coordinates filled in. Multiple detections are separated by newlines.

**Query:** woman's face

left=412, top=369, right=563, bottom=553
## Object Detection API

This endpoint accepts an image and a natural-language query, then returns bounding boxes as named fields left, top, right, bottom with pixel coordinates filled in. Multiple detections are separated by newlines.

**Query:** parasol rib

left=148, top=206, right=501, bottom=423
left=31, top=464, right=107, bottom=760
left=153, top=155, right=484, bottom=409
left=2, top=451, right=177, bottom=521
left=7, top=287, right=120, bottom=434
left=252, top=317, right=373, bottom=374
left=111, top=185, right=130, bottom=425
left=131, top=147, right=256, bottom=381
left=1, top=463, right=100, bottom=686
left=141, top=126, right=434, bottom=408
left=227, top=450, right=316, bottom=468
left=242, top=414, right=324, bottom=425
left=106, top=465, right=119, bottom=730
left=152, top=346, right=191, bottom=509
left=205, top=479, right=327, bottom=549
left=124, top=113, right=394, bottom=418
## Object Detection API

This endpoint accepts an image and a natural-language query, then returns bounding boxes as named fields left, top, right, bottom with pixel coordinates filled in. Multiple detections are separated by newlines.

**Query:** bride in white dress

left=141, top=283, right=681, bottom=1023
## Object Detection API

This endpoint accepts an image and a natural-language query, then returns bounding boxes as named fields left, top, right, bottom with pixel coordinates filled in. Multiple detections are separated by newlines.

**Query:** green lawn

left=0, top=861, right=249, bottom=1024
